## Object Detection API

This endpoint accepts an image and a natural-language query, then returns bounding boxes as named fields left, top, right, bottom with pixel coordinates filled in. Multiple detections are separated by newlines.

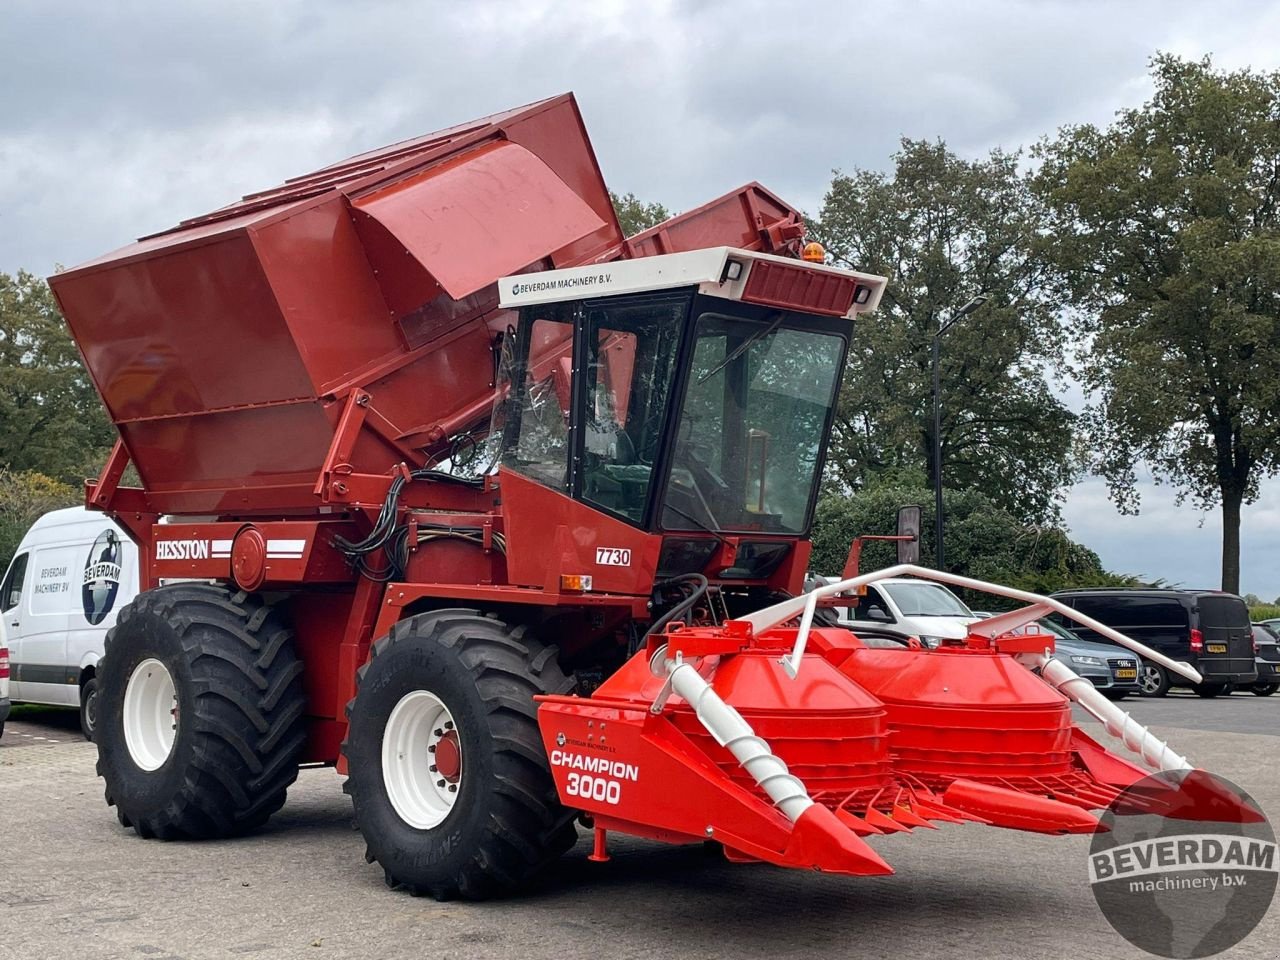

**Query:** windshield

left=882, top=582, right=972, bottom=617
left=661, top=313, right=844, bottom=535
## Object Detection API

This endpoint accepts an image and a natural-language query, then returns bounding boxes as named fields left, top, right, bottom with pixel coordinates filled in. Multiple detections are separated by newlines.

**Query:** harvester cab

left=493, top=248, right=884, bottom=584
left=48, top=93, right=1248, bottom=904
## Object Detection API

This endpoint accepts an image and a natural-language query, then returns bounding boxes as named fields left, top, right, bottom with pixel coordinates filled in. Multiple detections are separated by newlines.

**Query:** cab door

left=1, top=552, right=30, bottom=699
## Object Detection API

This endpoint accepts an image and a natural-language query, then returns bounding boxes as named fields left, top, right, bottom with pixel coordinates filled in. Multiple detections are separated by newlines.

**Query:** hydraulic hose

left=643, top=574, right=709, bottom=641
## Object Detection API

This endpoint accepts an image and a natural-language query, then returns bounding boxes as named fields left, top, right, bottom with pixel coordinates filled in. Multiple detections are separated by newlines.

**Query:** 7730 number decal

left=595, top=547, right=631, bottom=567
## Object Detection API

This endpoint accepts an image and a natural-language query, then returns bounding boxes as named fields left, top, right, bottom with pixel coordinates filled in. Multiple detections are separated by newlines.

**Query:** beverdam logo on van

left=82, top=528, right=122, bottom=625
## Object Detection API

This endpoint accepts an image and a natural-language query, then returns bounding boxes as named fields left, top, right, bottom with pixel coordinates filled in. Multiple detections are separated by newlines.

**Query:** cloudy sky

left=3, top=0, right=1278, bottom=597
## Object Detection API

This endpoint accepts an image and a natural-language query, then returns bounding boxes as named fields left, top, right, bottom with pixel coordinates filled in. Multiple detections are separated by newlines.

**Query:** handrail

left=742, top=564, right=1203, bottom=686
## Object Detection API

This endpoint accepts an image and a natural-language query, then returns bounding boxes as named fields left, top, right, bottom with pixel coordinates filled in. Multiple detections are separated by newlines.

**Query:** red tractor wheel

left=342, top=609, right=577, bottom=900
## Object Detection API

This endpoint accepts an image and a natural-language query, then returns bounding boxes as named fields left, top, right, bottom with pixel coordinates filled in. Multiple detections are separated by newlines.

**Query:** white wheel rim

left=382, top=690, right=462, bottom=830
left=123, top=658, right=177, bottom=771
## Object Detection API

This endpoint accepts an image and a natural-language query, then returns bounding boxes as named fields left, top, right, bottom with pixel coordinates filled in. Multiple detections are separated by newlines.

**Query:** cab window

left=2, top=552, right=28, bottom=612
left=851, top=588, right=892, bottom=622
left=579, top=297, right=684, bottom=522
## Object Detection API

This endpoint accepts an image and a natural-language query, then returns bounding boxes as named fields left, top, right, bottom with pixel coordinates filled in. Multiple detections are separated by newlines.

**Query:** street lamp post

left=931, top=294, right=990, bottom=569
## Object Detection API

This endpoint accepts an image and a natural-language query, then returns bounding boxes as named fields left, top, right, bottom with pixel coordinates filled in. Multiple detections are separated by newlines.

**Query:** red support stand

left=588, top=827, right=610, bottom=863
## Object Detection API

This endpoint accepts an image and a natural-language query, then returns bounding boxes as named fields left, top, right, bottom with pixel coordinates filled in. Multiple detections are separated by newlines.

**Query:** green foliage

left=0, top=271, right=115, bottom=483
left=808, top=140, right=1078, bottom=524
left=610, top=191, right=671, bottom=238
left=1250, top=605, right=1280, bottom=623
left=1034, top=55, right=1280, bottom=592
left=0, top=468, right=79, bottom=572
left=810, top=480, right=1136, bottom=607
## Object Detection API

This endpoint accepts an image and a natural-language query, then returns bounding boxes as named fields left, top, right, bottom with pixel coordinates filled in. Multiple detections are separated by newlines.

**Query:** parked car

left=1037, top=618, right=1140, bottom=700
left=0, top=507, right=140, bottom=740
left=806, top=575, right=980, bottom=648
left=1050, top=588, right=1257, bottom=698
left=1260, top=618, right=1280, bottom=635
left=1251, top=623, right=1280, bottom=697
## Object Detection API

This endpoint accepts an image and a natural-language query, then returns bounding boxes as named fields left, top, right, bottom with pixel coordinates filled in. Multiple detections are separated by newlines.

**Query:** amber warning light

left=801, top=242, right=826, bottom=263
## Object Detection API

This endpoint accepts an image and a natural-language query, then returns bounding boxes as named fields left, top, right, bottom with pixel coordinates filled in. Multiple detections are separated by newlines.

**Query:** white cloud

left=1062, top=474, right=1280, bottom=598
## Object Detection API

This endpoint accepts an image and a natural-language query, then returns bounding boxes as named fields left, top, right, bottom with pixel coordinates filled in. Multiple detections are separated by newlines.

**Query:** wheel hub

left=434, top=730, right=462, bottom=783
left=382, top=690, right=462, bottom=829
left=122, top=658, right=178, bottom=771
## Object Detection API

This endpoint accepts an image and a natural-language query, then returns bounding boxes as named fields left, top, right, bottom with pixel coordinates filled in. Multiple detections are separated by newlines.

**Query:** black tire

left=1138, top=662, right=1170, bottom=697
left=80, top=676, right=100, bottom=742
left=1194, top=682, right=1227, bottom=698
left=343, top=609, right=577, bottom=900
left=95, top=583, right=307, bottom=839
left=1252, top=683, right=1278, bottom=697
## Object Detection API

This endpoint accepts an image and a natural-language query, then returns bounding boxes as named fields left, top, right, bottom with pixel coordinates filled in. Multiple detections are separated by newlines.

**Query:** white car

left=0, top=507, right=140, bottom=740
left=807, top=574, right=981, bottom=648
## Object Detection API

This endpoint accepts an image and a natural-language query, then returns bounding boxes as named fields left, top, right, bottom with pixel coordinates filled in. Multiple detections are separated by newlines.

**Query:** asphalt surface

left=0, top=694, right=1276, bottom=960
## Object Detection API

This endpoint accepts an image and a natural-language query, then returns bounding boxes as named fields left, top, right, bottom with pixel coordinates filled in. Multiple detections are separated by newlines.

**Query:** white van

left=0, top=507, right=140, bottom=740
left=807, top=574, right=981, bottom=648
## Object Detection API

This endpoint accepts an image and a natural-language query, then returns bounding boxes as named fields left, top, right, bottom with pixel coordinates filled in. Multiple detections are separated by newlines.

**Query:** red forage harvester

left=47, top=93, right=1217, bottom=900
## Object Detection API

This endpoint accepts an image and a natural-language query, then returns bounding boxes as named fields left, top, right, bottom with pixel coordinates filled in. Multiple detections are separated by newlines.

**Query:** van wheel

left=1138, top=662, right=1170, bottom=697
left=342, top=609, right=577, bottom=900
left=80, top=676, right=100, bottom=742
left=1194, top=683, right=1227, bottom=698
left=1252, top=683, right=1278, bottom=697
left=95, top=584, right=307, bottom=839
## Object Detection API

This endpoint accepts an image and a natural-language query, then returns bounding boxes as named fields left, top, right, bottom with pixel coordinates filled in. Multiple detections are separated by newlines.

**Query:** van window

left=1197, top=595, right=1250, bottom=629
left=2, top=552, right=28, bottom=612
left=1070, top=595, right=1188, bottom=629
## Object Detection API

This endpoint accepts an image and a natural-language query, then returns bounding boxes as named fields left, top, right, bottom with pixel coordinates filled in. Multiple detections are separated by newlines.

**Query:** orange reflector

left=560, top=574, right=593, bottom=592
left=801, top=242, right=826, bottom=263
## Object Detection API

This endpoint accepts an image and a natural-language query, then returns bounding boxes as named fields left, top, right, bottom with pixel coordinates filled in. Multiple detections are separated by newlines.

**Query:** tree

left=0, top=469, right=79, bottom=571
left=1035, top=55, right=1280, bottom=593
left=809, top=479, right=1135, bottom=606
left=0, top=270, right=115, bottom=483
left=808, top=141, right=1078, bottom=524
left=610, top=191, right=671, bottom=237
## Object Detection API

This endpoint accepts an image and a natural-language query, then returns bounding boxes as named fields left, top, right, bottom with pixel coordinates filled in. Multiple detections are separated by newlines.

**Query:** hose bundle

left=332, top=467, right=488, bottom=582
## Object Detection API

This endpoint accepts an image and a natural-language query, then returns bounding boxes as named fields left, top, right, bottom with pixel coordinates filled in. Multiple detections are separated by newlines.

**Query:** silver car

left=1038, top=618, right=1140, bottom=701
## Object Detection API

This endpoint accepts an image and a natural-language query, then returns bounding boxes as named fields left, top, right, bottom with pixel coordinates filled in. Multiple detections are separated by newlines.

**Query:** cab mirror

left=897, top=505, right=921, bottom=564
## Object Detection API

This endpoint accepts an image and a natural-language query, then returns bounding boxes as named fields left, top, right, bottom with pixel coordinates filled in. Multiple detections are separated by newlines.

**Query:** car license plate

left=1115, top=668, right=1137, bottom=679
left=1206, top=643, right=1227, bottom=654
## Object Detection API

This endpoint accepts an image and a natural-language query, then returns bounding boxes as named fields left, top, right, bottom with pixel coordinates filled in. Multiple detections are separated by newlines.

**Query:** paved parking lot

left=1, top=695, right=1276, bottom=960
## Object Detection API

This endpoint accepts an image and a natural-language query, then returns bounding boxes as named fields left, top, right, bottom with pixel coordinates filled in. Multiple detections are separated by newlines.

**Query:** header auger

left=49, top=93, right=1232, bottom=899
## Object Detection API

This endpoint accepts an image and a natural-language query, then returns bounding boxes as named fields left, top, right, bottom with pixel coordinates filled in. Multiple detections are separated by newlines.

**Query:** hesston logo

left=155, top=539, right=211, bottom=561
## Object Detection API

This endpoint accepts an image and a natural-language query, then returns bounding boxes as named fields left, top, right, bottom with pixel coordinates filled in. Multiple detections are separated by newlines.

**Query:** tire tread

left=97, top=583, right=307, bottom=839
